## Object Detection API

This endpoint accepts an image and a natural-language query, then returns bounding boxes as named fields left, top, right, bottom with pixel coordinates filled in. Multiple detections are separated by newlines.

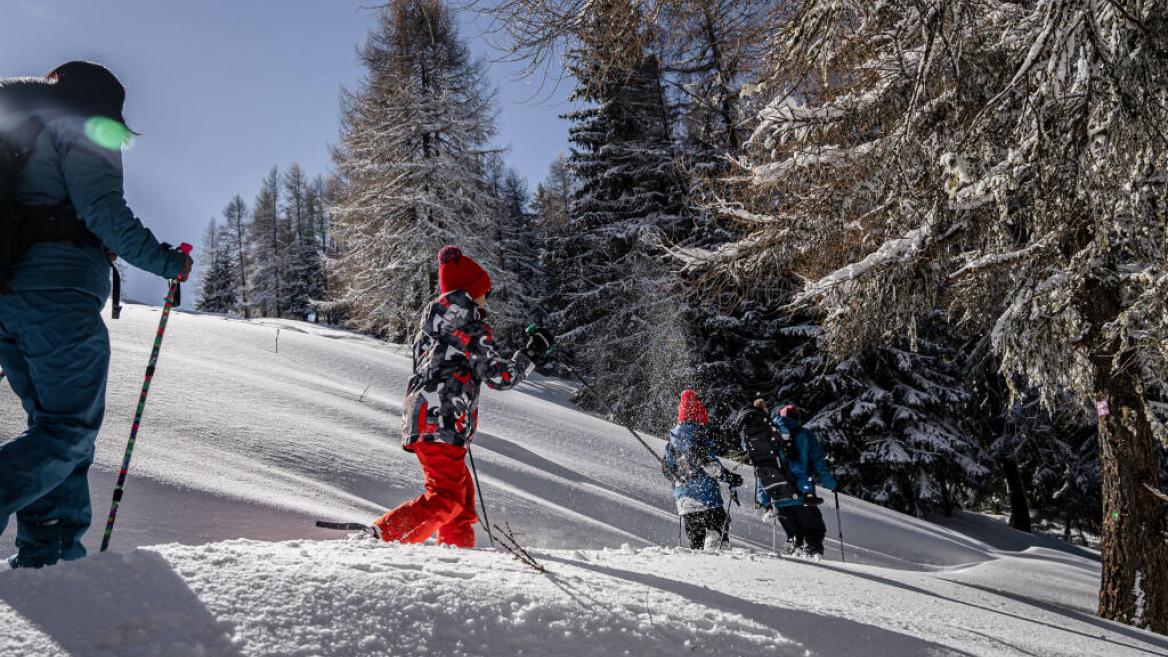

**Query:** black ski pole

left=834, top=490, right=846, bottom=563
left=558, top=361, right=672, bottom=474
left=719, top=487, right=739, bottom=550
left=771, top=504, right=779, bottom=554
left=467, top=447, right=496, bottom=547
left=101, top=244, right=191, bottom=552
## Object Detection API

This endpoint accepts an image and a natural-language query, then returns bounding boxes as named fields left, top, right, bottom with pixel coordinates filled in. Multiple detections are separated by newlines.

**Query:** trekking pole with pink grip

left=100, top=242, right=192, bottom=552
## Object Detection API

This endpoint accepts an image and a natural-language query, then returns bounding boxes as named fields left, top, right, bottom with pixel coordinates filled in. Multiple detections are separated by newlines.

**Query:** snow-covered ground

left=1, top=303, right=1165, bottom=657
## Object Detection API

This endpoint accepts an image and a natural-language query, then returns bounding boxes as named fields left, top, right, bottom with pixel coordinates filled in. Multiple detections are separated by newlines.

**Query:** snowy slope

left=1, top=303, right=1165, bottom=657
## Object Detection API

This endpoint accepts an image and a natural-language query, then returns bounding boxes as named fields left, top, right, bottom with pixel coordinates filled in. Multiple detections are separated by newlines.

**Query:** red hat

left=678, top=389, right=709, bottom=425
left=438, top=246, right=491, bottom=300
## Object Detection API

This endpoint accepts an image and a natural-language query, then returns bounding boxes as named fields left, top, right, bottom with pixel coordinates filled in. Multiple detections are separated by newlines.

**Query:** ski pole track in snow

left=2, top=305, right=1165, bottom=657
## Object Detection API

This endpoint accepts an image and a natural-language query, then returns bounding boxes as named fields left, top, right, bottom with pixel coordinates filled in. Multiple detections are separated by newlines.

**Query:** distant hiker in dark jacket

left=373, top=246, right=554, bottom=548
left=0, top=62, right=192, bottom=569
left=757, top=404, right=838, bottom=558
left=663, top=390, right=743, bottom=550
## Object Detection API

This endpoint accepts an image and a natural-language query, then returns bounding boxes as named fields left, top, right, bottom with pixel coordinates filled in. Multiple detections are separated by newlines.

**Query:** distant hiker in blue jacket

left=662, top=390, right=743, bottom=550
left=0, top=62, right=192, bottom=569
left=756, top=403, right=837, bottom=558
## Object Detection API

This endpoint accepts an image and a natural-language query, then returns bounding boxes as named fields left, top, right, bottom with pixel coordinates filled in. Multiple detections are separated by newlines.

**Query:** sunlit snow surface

left=1, top=304, right=1165, bottom=656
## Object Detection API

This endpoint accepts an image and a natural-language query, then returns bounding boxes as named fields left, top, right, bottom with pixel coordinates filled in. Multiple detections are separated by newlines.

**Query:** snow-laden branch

left=751, top=140, right=881, bottom=185
left=950, top=233, right=1056, bottom=278
left=798, top=218, right=935, bottom=302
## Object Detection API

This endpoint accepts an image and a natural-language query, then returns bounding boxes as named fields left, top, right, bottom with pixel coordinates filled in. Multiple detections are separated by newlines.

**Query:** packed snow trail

left=1, top=304, right=1164, bottom=656
left=0, top=303, right=1056, bottom=565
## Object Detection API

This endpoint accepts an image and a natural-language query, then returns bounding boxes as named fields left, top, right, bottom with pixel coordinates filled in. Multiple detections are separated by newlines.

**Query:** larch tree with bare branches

left=328, top=0, right=507, bottom=340
left=714, top=0, right=1167, bottom=630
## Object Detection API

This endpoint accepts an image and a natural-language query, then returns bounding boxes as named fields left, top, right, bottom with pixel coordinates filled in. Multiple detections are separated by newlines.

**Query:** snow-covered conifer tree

left=327, top=0, right=506, bottom=340
left=280, top=163, right=325, bottom=320
left=553, top=0, right=693, bottom=430
left=247, top=167, right=282, bottom=318
left=533, top=154, right=574, bottom=331
left=222, top=194, right=250, bottom=317
left=196, top=217, right=238, bottom=314
left=802, top=313, right=989, bottom=517
left=493, top=167, right=545, bottom=339
left=533, top=153, right=573, bottom=235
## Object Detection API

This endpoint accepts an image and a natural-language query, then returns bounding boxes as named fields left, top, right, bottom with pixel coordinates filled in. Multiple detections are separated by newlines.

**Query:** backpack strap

left=18, top=201, right=101, bottom=246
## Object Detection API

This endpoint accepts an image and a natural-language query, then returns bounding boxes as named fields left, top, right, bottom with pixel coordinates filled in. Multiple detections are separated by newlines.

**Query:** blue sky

left=2, top=0, right=572, bottom=305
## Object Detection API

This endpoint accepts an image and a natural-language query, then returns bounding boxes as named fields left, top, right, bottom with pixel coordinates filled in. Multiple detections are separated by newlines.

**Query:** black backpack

left=0, top=116, right=44, bottom=274
left=733, top=407, right=800, bottom=505
left=0, top=82, right=109, bottom=302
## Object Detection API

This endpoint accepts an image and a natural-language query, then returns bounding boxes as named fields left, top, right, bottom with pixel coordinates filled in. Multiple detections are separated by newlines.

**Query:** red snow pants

left=374, top=442, right=477, bottom=548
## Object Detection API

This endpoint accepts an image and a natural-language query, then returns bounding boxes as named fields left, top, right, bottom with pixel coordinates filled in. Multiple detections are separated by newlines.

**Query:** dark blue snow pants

left=0, top=289, right=108, bottom=568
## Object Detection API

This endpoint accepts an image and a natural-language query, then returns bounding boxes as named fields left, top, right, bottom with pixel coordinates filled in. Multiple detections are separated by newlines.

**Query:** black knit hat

left=48, top=61, right=128, bottom=125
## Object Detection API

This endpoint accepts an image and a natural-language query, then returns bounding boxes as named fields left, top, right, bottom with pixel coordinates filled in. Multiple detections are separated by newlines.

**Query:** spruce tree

left=281, top=163, right=326, bottom=320
left=495, top=168, right=545, bottom=339
left=554, top=0, right=692, bottom=430
left=196, top=217, right=238, bottom=314
left=799, top=314, right=989, bottom=517
left=533, top=154, right=574, bottom=336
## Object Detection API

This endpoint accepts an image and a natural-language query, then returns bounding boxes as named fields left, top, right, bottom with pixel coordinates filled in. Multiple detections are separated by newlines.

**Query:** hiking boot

left=800, top=545, right=824, bottom=561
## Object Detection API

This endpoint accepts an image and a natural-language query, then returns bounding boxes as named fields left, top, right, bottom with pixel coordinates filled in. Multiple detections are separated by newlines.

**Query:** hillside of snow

left=1, top=302, right=1165, bottom=657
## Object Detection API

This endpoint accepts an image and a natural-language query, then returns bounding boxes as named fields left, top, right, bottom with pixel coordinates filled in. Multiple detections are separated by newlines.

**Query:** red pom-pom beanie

left=677, top=389, right=709, bottom=425
left=438, top=246, right=492, bottom=300
left=778, top=404, right=801, bottom=422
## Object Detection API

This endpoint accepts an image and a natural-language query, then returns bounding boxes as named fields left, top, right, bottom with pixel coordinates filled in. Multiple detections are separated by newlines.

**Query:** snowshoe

left=703, top=532, right=726, bottom=552
left=316, top=520, right=379, bottom=540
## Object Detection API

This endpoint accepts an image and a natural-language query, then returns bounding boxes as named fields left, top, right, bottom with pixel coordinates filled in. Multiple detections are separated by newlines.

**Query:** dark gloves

left=721, top=471, right=744, bottom=488
left=524, top=325, right=556, bottom=364
left=160, top=242, right=194, bottom=282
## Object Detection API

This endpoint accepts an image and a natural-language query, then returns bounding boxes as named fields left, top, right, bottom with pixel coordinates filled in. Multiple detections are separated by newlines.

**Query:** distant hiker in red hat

left=661, top=390, right=743, bottom=550
left=373, top=246, right=555, bottom=547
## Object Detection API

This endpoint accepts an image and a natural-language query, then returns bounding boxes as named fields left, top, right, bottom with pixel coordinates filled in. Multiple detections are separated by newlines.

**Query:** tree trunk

left=1002, top=458, right=1032, bottom=532
left=1081, top=276, right=1168, bottom=632
left=1093, top=369, right=1168, bottom=631
left=940, top=473, right=955, bottom=517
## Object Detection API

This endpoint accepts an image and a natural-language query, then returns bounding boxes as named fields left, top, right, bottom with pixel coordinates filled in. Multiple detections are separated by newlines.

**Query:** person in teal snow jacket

left=756, top=404, right=837, bottom=557
left=0, top=62, right=192, bottom=568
